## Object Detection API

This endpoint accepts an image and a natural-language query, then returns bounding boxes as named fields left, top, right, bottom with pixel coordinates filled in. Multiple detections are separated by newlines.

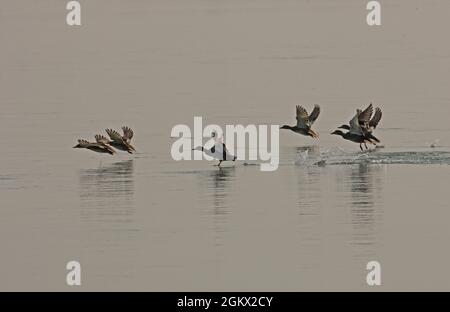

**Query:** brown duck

left=73, top=135, right=116, bottom=155
left=105, top=126, right=136, bottom=154
left=280, top=105, right=321, bottom=139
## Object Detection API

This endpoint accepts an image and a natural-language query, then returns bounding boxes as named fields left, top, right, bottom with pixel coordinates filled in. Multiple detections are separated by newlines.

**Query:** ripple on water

left=292, top=147, right=450, bottom=167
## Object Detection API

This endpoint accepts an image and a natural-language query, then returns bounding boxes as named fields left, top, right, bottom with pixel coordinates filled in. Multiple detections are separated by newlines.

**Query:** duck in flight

left=281, top=105, right=321, bottom=139
left=105, top=126, right=136, bottom=154
left=330, top=129, right=372, bottom=151
left=337, top=103, right=382, bottom=146
left=332, top=103, right=382, bottom=151
left=192, top=132, right=237, bottom=167
left=73, top=135, right=116, bottom=155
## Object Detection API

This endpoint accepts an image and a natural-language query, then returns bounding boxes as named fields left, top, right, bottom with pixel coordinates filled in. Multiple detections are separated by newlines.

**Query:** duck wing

left=296, top=105, right=310, bottom=129
left=358, top=103, right=373, bottom=127
left=106, top=129, right=125, bottom=143
left=77, top=139, right=92, bottom=148
left=95, top=135, right=110, bottom=145
left=122, top=126, right=134, bottom=142
left=369, top=107, right=382, bottom=129
left=349, top=110, right=364, bottom=135
left=210, top=142, right=223, bottom=154
left=308, top=104, right=320, bottom=124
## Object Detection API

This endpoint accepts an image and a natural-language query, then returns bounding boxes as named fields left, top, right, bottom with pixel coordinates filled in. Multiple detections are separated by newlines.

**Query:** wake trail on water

left=292, top=147, right=450, bottom=167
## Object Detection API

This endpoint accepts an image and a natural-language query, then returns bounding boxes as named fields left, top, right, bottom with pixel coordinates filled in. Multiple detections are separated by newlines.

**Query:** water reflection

left=293, top=147, right=324, bottom=270
left=293, top=157, right=385, bottom=265
left=197, top=166, right=236, bottom=209
left=0, top=175, right=18, bottom=191
left=79, top=160, right=135, bottom=211
left=296, top=145, right=321, bottom=157
left=78, top=160, right=138, bottom=279
left=293, top=146, right=323, bottom=211
left=339, top=163, right=384, bottom=257
left=208, top=167, right=235, bottom=210
left=198, top=166, right=236, bottom=248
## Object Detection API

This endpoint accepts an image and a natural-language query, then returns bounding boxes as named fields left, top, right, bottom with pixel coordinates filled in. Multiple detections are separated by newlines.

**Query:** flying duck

left=338, top=103, right=382, bottom=145
left=281, top=105, right=320, bottom=138
left=330, top=130, right=373, bottom=151
left=105, top=126, right=136, bottom=154
left=73, top=136, right=116, bottom=155
left=332, top=107, right=377, bottom=151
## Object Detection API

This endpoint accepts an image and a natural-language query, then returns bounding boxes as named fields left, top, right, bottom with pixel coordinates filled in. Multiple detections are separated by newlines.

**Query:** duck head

left=337, top=125, right=350, bottom=130
left=331, top=130, right=345, bottom=137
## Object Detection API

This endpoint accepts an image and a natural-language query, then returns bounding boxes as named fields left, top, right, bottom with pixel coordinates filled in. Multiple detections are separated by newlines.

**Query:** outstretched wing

left=358, top=103, right=373, bottom=126
left=95, top=135, right=110, bottom=145
left=308, top=105, right=320, bottom=124
left=77, top=139, right=92, bottom=147
left=122, top=126, right=134, bottom=142
left=296, top=105, right=310, bottom=129
left=106, top=129, right=125, bottom=143
left=349, top=110, right=363, bottom=135
left=369, top=107, right=382, bottom=129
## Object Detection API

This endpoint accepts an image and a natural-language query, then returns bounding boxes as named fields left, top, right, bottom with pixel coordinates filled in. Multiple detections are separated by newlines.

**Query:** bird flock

left=73, top=104, right=382, bottom=166
left=281, top=103, right=382, bottom=151
left=332, top=103, right=382, bottom=151
left=73, top=126, right=136, bottom=155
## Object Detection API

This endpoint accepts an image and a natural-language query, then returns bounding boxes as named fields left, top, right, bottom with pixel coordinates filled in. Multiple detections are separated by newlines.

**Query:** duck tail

left=366, top=133, right=380, bottom=143
left=309, top=129, right=319, bottom=139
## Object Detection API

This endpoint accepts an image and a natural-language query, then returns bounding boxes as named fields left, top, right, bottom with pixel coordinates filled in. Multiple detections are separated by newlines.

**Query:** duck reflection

left=339, top=163, right=384, bottom=257
left=293, top=145, right=324, bottom=211
left=78, top=160, right=138, bottom=261
left=209, top=167, right=235, bottom=211
left=198, top=166, right=235, bottom=210
left=293, top=147, right=324, bottom=269
left=79, top=160, right=135, bottom=206
left=198, top=166, right=236, bottom=248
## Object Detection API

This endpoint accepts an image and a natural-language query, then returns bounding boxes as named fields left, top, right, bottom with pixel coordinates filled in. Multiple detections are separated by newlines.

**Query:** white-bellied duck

left=332, top=105, right=379, bottom=151
left=192, top=132, right=237, bottom=167
left=338, top=103, right=382, bottom=146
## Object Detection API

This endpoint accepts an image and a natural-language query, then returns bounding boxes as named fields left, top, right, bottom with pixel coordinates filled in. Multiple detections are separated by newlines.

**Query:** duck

left=330, top=130, right=373, bottom=151
left=338, top=103, right=382, bottom=145
left=73, top=135, right=116, bottom=155
left=105, top=126, right=136, bottom=154
left=280, top=105, right=320, bottom=138
left=192, top=132, right=237, bottom=167
left=332, top=107, right=377, bottom=151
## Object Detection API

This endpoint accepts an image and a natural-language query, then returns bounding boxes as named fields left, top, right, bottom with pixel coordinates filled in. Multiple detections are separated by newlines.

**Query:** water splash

left=295, top=148, right=326, bottom=167
left=430, top=139, right=440, bottom=148
left=320, top=148, right=450, bottom=165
